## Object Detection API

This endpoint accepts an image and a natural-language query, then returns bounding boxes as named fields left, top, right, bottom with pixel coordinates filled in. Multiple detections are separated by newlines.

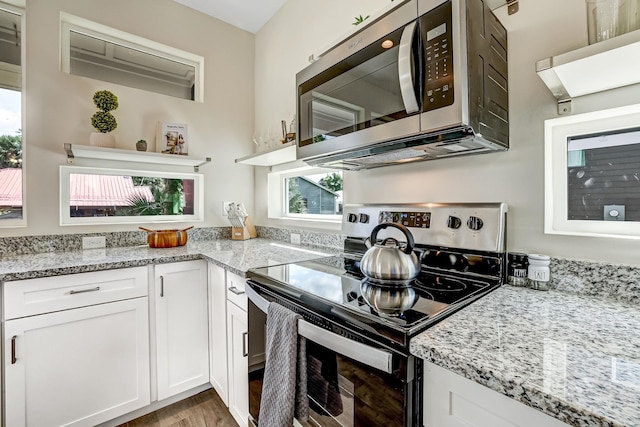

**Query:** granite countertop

left=0, top=238, right=338, bottom=282
left=410, top=286, right=640, bottom=427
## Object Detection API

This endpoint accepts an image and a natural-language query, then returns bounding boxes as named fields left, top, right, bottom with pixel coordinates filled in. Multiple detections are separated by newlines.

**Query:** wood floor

left=117, top=389, right=239, bottom=427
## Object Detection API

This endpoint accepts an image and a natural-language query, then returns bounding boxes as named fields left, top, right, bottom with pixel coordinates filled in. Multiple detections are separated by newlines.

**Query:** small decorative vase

left=136, top=140, right=147, bottom=151
left=89, top=132, right=115, bottom=148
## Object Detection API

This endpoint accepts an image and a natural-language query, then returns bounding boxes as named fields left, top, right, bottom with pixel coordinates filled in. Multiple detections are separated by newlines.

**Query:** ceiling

left=173, top=0, right=288, bottom=33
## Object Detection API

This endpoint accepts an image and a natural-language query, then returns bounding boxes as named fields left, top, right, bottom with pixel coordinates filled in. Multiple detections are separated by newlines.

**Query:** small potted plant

left=89, top=90, right=118, bottom=147
left=136, top=139, right=147, bottom=151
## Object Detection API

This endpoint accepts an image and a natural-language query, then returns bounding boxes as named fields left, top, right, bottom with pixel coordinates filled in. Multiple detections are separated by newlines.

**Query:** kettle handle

left=370, top=222, right=415, bottom=255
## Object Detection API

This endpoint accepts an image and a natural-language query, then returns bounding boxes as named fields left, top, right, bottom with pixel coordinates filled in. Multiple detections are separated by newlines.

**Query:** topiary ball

left=91, top=111, right=118, bottom=133
left=93, top=90, right=118, bottom=112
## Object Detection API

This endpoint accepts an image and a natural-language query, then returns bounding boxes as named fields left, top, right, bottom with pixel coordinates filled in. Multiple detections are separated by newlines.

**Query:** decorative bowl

left=140, top=226, right=193, bottom=248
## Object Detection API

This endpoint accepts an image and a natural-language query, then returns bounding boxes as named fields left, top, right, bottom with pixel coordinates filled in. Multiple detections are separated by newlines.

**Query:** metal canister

left=507, top=252, right=528, bottom=287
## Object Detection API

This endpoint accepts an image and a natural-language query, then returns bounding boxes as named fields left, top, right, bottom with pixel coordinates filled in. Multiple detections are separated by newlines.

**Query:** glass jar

left=586, top=0, right=630, bottom=44
left=527, top=254, right=551, bottom=291
left=507, top=252, right=528, bottom=287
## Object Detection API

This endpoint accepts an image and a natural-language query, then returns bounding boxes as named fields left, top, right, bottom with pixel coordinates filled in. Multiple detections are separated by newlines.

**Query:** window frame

left=544, top=102, right=640, bottom=239
left=59, top=12, right=205, bottom=102
left=267, top=161, right=343, bottom=224
left=59, top=165, right=204, bottom=226
left=0, top=1, right=25, bottom=228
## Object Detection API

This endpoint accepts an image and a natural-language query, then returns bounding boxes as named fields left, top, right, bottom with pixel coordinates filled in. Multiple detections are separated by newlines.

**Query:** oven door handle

left=297, top=321, right=393, bottom=374
left=246, top=285, right=394, bottom=374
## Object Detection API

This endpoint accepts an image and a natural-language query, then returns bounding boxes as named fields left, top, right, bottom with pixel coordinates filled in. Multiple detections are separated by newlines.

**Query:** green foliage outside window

left=0, top=134, right=22, bottom=168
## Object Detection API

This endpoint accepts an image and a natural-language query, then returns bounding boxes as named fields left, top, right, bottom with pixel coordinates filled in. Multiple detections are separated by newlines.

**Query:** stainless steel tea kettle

left=360, top=222, right=420, bottom=283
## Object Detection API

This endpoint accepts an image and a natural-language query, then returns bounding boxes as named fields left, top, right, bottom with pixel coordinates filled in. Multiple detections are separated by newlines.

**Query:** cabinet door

left=424, top=362, right=570, bottom=427
left=209, top=263, right=228, bottom=405
left=227, top=300, right=249, bottom=427
left=4, top=298, right=150, bottom=427
left=155, top=260, right=210, bottom=401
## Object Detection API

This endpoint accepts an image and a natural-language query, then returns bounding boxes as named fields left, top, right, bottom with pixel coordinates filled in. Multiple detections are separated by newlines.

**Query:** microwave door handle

left=398, top=21, right=419, bottom=114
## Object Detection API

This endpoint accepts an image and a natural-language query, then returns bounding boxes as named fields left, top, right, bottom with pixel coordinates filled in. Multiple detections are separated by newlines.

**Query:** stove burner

left=416, top=276, right=468, bottom=292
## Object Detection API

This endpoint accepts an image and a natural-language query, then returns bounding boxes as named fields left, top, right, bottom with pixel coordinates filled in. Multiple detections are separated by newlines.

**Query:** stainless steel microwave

left=296, top=0, right=509, bottom=170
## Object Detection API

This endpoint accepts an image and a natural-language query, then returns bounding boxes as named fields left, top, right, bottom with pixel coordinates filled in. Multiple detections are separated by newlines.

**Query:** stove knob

left=347, top=213, right=358, bottom=223
left=447, top=215, right=462, bottom=229
left=359, top=213, right=370, bottom=223
left=467, top=216, right=484, bottom=231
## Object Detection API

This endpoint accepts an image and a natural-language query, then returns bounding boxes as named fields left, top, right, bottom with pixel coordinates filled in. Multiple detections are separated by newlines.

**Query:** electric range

left=246, top=203, right=507, bottom=427
left=248, top=203, right=507, bottom=353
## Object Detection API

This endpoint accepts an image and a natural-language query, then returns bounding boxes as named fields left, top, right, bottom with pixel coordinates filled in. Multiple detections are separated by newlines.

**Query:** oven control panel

left=342, top=203, right=507, bottom=252
left=379, top=211, right=431, bottom=228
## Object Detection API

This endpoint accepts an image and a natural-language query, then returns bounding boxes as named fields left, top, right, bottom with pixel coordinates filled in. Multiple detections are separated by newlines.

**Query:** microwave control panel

left=420, top=1, right=454, bottom=112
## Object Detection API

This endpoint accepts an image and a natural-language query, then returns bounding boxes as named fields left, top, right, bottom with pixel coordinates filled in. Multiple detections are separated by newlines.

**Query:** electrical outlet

left=82, top=236, right=106, bottom=250
left=223, top=201, right=233, bottom=216
left=290, top=233, right=301, bottom=245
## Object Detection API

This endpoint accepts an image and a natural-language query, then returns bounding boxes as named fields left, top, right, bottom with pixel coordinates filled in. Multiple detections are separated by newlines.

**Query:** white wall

left=254, top=0, right=640, bottom=266
left=5, top=0, right=255, bottom=237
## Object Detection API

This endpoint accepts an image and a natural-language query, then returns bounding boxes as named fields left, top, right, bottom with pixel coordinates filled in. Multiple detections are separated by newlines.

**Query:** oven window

left=249, top=340, right=410, bottom=427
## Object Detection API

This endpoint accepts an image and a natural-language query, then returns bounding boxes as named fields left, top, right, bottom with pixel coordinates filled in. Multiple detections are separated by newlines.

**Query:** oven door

left=247, top=283, right=421, bottom=427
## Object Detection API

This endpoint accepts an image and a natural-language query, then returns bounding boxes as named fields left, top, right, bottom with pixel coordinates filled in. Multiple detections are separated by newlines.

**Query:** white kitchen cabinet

left=154, top=260, right=210, bottom=401
left=423, top=361, right=570, bottom=427
left=227, top=296, right=249, bottom=427
left=209, top=262, right=229, bottom=405
left=3, top=267, right=151, bottom=427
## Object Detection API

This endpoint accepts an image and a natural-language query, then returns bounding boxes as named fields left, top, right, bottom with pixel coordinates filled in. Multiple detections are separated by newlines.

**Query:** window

left=60, top=166, right=204, bottom=225
left=268, top=163, right=343, bottom=222
left=545, top=103, right=640, bottom=239
left=60, top=13, right=204, bottom=102
left=0, top=3, right=23, bottom=227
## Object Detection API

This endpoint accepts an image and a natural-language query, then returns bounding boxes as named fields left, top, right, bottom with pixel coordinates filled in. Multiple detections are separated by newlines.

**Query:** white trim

left=59, top=12, right=205, bottom=102
left=267, top=164, right=343, bottom=224
left=0, top=2, right=25, bottom=229
left=59, top=166, right=204, bottom=226
left=544, top=103, right=640, bottom=239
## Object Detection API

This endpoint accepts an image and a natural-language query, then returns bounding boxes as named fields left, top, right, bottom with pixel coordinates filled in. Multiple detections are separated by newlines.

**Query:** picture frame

left=156, top=122, right=188, bottom=155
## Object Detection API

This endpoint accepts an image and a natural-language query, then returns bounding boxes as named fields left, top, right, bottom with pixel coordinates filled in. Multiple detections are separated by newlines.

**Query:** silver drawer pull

left=11, top=335, right=17, bottom=364
left=228, top=286, right=245, bottom=296
left=242, top=332, right=248, bottom=357
left=69, top=286, right=100, bottom=295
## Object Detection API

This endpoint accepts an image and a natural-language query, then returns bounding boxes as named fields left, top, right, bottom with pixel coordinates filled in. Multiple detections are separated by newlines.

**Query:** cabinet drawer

left=4, top=267, right=148, bottom=319
left=226, top=271, right=247, bottom=311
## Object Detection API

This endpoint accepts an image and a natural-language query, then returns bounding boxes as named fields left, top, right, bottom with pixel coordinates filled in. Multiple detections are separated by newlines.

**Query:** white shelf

left=235, top=142, right=296, bottom=166
left=64, top=143, right=211, bottom=172
left=536, top=29, right=640, bottom=114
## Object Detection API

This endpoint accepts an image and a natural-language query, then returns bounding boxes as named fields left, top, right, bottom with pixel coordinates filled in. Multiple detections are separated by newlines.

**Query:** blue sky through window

left=0, top=88, right=21, bottom=136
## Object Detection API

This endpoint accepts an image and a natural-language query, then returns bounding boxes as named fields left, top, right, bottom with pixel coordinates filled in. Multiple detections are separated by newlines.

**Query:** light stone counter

left=0, top=238, right=338, bottom=282
left=410, top=285, right=640, bottom=427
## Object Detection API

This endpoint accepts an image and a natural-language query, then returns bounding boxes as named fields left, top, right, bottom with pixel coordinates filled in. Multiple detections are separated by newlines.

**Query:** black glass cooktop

left=247, top=258, right=498, bottom=346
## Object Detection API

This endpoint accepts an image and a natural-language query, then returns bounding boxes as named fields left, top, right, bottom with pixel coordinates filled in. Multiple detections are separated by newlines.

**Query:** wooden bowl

left=140, top=227, right=192, bottom=248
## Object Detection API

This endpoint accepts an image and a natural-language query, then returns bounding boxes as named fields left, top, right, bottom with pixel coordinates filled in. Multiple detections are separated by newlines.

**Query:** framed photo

left=156, top=122, right=188, bottom=155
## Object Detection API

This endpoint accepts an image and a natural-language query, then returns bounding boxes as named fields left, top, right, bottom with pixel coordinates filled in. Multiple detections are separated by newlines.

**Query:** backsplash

left=255, top=226, right=343, bottom=250
left=0, top=227, right=231, bottom=257
left=2, top=227, right=638, bottom=304
left=551, top=257, right=640, bottom=305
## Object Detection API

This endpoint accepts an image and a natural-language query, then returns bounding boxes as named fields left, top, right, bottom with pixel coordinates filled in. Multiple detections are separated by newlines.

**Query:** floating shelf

left=235, top=142, right=296, bottom=166
left=64, top=143, right=211, bottom=172
left=536, top=29, right=640, bottom=115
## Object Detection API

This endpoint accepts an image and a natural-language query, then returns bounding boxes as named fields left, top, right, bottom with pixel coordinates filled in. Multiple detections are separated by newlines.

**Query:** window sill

left=267, top=215, right=342, bottom=231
